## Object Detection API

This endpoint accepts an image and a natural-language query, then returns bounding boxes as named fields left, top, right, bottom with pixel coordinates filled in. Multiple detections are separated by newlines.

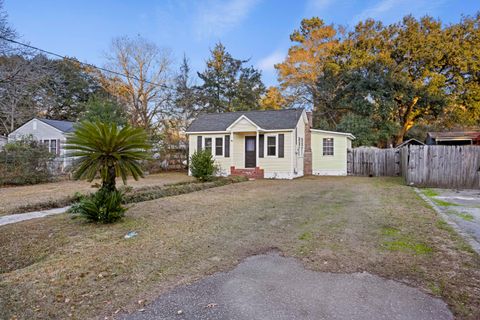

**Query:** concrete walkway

left=0, top=206, right=69, bottom=227
left=121, top=253, right=452, bottom=320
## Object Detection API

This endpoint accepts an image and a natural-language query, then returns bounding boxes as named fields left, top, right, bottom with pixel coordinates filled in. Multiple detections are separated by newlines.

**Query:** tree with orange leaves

left=275, top=17, right=341, bottom=114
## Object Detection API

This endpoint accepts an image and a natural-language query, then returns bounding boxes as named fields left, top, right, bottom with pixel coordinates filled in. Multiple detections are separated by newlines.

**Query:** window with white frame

left=50, top=139, right=57, bottom=154
left=215, top=137, right=223, bottom=156
left=267, top=136, right=276, bottom=156
left=323, top=138, right=334, bottom=156
left=204, top=137, right=212, bottom=153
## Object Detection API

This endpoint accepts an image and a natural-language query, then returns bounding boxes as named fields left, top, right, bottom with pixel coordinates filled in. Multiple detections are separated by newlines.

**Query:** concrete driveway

left=427, top=188, right=480, bottom=251
left=121, top=253, right=452, bottom=320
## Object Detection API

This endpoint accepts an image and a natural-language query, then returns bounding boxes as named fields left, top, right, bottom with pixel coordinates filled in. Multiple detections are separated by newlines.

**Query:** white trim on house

left=310, top=128, right=356, bottom=140
left=313, top=169, right=347, bottom=176
left=226, top=115, right=261, bottom=131
left=265, top=134, right=278, bottom=157
left=264, top=172, right=295, bottom=179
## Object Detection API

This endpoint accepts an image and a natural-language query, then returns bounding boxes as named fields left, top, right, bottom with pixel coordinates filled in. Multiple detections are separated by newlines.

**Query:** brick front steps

left=230, top=166, right=264, bottom=179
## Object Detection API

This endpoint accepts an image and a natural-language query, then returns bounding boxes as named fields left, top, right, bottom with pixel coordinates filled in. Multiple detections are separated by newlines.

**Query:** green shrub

left=189, top=149, right=217, bottom=181
left=0, top=137, right=54, bottom=186
left=69, top=189, right=126, bottom=223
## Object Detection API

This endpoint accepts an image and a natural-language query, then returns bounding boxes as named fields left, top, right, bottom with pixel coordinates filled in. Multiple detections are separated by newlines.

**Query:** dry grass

left=0, top=172, right=192, bottom=216
left=0, top=177, right=479, bottom=320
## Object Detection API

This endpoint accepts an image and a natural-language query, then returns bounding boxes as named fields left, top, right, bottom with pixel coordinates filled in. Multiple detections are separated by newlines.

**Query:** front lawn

left=0, top=172, right=192, bottom=216
left=1, top=177, right=479, bottom=319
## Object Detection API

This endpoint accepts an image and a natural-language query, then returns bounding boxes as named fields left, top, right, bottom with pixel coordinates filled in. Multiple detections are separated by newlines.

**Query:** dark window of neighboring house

left=323, top=138, right=334, bottom=156
left=267, top=136, right=276, bottom=156
left=50, top=139, right=57, bottom=154
left=204, top=138, right=212, bottom=153
left=215, top=137, right=223, bottom=156
left=43, top=140, right=49, bottom=150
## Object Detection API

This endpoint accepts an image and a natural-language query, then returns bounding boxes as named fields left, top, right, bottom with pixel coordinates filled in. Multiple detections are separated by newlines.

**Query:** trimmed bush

left=69, top=189, right=126, bottom=223
left=189, top=149, right=217, bottom=181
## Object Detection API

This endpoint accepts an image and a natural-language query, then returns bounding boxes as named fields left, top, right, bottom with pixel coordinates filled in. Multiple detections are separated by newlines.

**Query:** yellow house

left=186, top=109, right=354, bottom=179
left=311, top=129, right=355, bottom=176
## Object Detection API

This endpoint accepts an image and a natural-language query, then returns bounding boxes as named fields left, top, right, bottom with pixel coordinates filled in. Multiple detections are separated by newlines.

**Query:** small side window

left=323, top=138, right=334, bottom=156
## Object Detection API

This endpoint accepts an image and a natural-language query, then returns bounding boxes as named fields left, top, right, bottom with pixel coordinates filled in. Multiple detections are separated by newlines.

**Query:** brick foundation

left=230, top=166, right=264, bottom=179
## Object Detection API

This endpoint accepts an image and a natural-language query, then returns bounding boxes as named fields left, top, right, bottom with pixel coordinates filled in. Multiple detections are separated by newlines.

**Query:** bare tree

left=101, top=36, right=173, bottom=132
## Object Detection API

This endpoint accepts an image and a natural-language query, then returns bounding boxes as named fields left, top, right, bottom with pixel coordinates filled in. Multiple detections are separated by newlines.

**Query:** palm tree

left=65, top=121, right=151, bottom=192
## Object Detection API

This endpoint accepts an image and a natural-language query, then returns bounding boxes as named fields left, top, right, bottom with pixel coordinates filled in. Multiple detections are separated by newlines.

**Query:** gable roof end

left=186, top=109, right=305, bottom=133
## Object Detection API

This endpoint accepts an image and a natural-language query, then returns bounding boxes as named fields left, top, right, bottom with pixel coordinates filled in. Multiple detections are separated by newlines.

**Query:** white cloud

left=353, top=0, right=446, bottom=23
left=257, top=50, right=285, bottom=72
left=193, top=0, right=260, bottom=39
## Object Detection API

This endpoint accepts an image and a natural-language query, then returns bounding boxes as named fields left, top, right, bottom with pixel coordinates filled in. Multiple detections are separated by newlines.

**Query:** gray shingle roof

left=186, top=109, right=305, bottom=132
left=38, top=118, right=75, bottom=133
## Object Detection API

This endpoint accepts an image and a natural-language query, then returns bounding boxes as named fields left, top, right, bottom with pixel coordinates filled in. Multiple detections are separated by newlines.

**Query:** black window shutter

left=278, top=134, right=284, bottom=158
left=224, top=135, right=230, bottom=157
left=197, top=136, right=202, bottom=151
left=259, top=134, right=264, bottom=158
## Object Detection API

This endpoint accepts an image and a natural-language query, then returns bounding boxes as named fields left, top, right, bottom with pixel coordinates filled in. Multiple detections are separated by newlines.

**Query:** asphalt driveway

left=122, top=252, right=452, bottom=320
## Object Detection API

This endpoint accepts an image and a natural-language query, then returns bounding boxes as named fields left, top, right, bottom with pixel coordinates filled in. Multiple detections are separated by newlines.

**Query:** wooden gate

left=347, top=147, right=400, bottom=177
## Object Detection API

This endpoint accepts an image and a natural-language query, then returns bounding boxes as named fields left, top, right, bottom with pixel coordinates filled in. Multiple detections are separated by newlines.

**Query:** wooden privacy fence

left=402, top=145, right=480, bottom=189
left=347, top=147, right=400, bottom=177
left=348, top=145, right=480, bottom=189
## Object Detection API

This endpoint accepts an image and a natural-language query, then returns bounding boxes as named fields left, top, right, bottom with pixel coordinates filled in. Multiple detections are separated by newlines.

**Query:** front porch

left=230, top=166, right=264, bottom=179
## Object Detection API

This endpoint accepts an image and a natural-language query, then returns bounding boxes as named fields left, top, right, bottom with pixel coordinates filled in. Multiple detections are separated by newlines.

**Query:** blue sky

left=5, top=0, right=480, bottom=87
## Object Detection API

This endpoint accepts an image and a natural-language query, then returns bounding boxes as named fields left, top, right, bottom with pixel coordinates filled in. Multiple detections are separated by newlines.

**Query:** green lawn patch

left=383, top=239, right=433, bottom=254
left=298, top=231, right=313, bottom=241
left=422, top=188, right=440, bottom=197
left=433, top=199, right=459, bottom=207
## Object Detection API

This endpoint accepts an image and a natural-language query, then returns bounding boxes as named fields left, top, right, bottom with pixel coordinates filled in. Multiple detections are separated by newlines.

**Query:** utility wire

left=0, top=36, right=173, bottom=89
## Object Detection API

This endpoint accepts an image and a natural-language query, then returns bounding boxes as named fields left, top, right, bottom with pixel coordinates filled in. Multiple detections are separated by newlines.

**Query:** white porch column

left=230, top=131, right=234, bottom=170
left=256, top=130, right=259, bottom=168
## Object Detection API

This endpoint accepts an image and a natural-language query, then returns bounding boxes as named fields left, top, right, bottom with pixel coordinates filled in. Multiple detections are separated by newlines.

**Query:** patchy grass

left=0, top=172, right=192, bottom=216
left=422, top=188, right=440, bottom=197
left=383, top=239, right=433, bottom=254
left=1, top=177, right=479, bottom=320
left=298, top=231, right=314, bottom=241
left=434, top=199, right=459, bottom=207
left=457, top=212, right=475, bottom=222
left=446, top=209, right=475, bottom=222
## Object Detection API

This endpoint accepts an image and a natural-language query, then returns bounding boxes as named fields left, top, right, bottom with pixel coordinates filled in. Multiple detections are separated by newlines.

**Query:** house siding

left=229, top=118, right=257, bottom=132
left=311, top=131, right=349, bottom=176
left=188, top=134, right=231, bottom=176
left=258, top=131, right=294, bottom=179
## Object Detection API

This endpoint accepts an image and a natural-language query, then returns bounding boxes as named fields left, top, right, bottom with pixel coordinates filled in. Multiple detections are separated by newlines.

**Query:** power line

left=0, top=36, right=173, bottom=89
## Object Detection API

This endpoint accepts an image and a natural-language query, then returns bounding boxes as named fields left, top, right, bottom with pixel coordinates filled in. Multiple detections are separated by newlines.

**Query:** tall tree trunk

left=394, top=97, right=419, bottom=146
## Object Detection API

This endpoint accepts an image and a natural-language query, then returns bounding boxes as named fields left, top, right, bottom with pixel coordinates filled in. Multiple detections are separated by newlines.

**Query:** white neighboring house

left=8, top=118, right=75, bottom=170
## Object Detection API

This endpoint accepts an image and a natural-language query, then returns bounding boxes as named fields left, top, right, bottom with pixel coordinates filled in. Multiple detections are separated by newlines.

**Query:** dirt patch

left=0, top=177, right=479, bottom=319
left=0, top=172, right=192, bottom=216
